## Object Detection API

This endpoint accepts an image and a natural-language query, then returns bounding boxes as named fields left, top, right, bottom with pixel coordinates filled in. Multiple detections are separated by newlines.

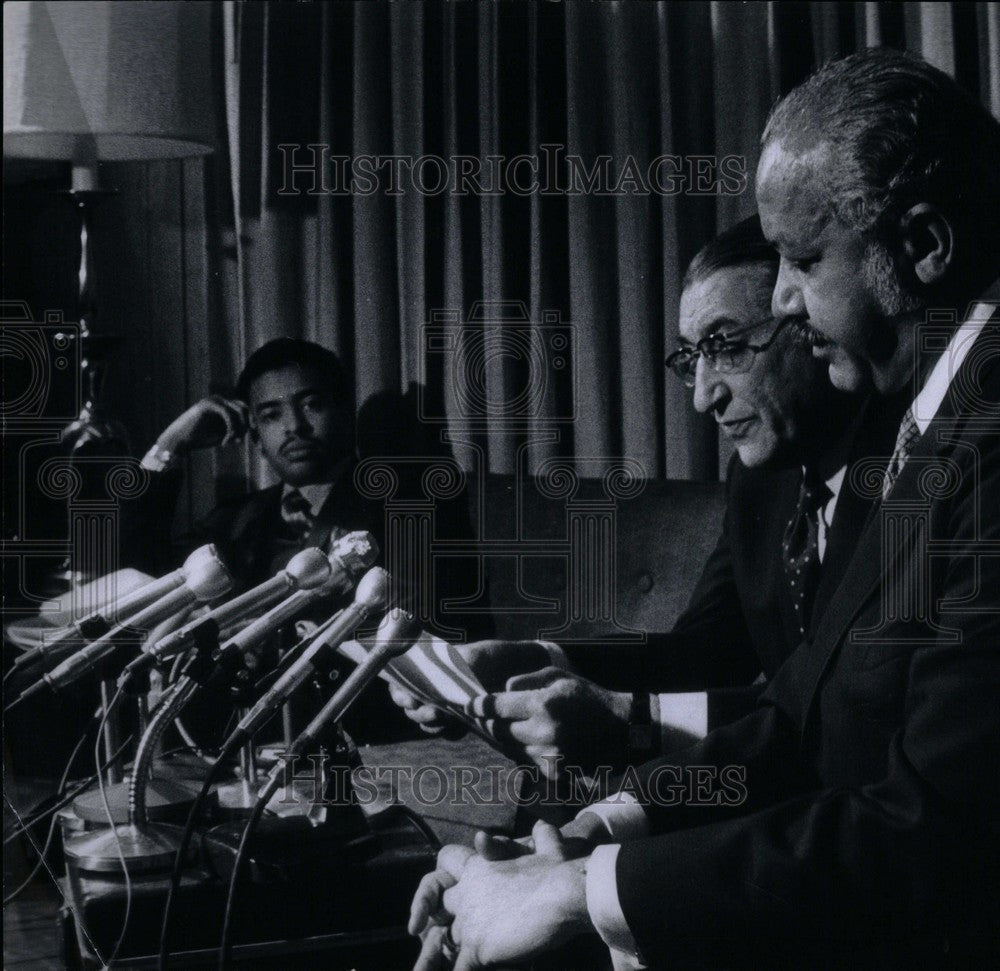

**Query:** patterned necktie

left=281, top=488, right=315, bottom=540
left=882, top=407, right=921, bottom=499
left=782, top=476, right=832, bottom=638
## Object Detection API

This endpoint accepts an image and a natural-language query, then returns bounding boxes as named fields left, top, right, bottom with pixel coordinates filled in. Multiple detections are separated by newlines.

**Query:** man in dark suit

left=392, top=216, right=885, bottom=776
left=409, top=49, right=1000, bottom=968
left=132, top=337, right=377, bottom=589
left=128, top=338, right=408, bottom=741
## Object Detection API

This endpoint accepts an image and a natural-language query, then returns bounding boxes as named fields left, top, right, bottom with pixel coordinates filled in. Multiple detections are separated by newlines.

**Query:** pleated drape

left=95, top=1, right=999, bottom=528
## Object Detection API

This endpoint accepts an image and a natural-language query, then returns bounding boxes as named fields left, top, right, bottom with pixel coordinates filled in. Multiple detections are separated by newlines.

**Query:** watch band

left=140, top=442, right=177, bottom=472
left=627, top=691, right=657, bottom=761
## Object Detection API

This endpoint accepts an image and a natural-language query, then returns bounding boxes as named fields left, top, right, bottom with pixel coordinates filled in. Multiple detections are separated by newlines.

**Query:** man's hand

left=388, top=639, right=552, bottom=736
left=418, top=821, right=592, bottom=970
left=463, top=639, right=552, bottom=692
left=409, top=821, right=594, bottom=970
left=472, top=668, right=632, bottom=777
left=155, top=394, right=249, bottom=455
left=388, top=683, right=465, bottom=738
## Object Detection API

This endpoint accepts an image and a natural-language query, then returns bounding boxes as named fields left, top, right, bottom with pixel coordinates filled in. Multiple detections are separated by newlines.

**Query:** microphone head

left=284, top=547, right=333, bottom=590
left=329, top=531, right=380, bottom=576
left=353, top=567, right=390, bottom=612
left=372, top=607, right=419, bottom=657
left=181, top=545, right=233, bottom=601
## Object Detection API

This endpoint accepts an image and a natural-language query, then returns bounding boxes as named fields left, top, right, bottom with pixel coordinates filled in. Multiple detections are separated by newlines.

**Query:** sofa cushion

left=433, top=475, right=725, bottom=644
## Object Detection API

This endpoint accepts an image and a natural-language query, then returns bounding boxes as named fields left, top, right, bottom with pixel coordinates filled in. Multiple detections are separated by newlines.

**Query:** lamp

left=4, top=0, right=214, bottom=166
left=3, top=2, right=216, bottom=798
left=4, top=0, right=215, bottom=566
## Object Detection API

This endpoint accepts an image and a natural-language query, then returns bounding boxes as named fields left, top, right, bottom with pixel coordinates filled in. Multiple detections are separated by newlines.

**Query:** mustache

left=279, top=436, right=320, bottom=454
left=785, top=316, right=831, bottom=348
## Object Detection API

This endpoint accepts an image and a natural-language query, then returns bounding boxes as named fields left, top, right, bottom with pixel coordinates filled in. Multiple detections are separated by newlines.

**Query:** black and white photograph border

left=4, top=2, right=999, bottom=969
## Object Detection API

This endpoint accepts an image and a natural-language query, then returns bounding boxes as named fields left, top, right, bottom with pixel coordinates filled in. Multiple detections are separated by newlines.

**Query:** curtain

left=98, top=1, right=1000, bottom=527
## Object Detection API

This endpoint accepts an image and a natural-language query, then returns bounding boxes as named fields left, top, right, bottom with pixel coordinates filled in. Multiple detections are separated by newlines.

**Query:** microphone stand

left=99, top=667, right=126, bottom=787
left=63, top=580, right=364, bottom=872
left=213, top=706, right=262, bottom=816
left=63, top=637, right=215, bottom=873
left=212, top=611, right=351, bottom=818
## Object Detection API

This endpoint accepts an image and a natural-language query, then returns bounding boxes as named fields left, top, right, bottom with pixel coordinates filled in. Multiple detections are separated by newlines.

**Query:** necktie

left=882, top=407, right=921, bottom=499
left=281, top=488, right=315, bottom=540
left=782, top=476, right=832, bottom=638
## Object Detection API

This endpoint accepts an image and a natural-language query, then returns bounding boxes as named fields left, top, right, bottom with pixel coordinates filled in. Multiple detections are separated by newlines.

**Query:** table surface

left=4, top=734, right=520, bottom=969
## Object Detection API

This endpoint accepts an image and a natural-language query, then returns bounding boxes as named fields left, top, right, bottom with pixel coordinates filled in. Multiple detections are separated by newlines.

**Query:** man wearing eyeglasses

left=412, top=49, right=1000, bottom=970
left=392, top=216, right=895, bottom=782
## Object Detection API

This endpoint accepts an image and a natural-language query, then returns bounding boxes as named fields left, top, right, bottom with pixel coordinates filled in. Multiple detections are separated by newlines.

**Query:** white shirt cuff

left=655, top=691, right=708, bottom=746
left=586, top=844, right=643, bottom=961
left=576, top=792, right=650, bottom=842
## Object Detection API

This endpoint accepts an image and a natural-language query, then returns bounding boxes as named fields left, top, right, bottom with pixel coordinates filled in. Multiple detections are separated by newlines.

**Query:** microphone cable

left=216, top=775, right=273, bottom=970
left=3, top=705, right=98, bottom=846
left=94, top=680, right=133, bottom=969
left=2, top=787, right=111, bottom=965
left=157, top=743, right=234, bottom=970
left=4, top=713, right=100, bottom=906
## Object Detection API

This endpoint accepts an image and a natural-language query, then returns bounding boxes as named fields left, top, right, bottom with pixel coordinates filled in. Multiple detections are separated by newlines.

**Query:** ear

left=898, top=203, right=954, bottom=286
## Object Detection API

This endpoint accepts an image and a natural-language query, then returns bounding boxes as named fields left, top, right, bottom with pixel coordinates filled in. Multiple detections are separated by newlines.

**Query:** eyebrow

left=252, top=387, right=327, bottom=411
left=685, top=316, right=757, bottom=344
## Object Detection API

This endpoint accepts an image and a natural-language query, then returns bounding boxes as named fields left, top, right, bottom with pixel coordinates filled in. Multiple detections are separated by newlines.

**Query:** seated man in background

left=411, top=47, right=1000, bottom=969
left=132, top=336, right=379, bottom=590
left=393, top=214, right=896, bottom=778
left=127, top=336, right=406, bottom=741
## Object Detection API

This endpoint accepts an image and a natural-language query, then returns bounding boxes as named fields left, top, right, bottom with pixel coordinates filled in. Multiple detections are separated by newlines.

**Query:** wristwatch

left=140, top=442, right=177, bottom=472
left=627, top=691, right=657, bottom=761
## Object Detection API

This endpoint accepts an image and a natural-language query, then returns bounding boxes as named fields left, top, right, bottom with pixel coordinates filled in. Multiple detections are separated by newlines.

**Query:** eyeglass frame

left=664, top=315, right=795, bottom=388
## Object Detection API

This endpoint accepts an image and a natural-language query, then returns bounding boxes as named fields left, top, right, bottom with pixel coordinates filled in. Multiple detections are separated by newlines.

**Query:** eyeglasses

left=665, top=316, right=794, bottom=388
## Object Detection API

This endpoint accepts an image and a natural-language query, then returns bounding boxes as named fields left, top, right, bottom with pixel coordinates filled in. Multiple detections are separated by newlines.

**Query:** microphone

left=16, top=546, right=233, bottom=699
left=254, top=607, right=417, bottom=807
left=220, top=566, right=389, bottom=756
left=284, top=608, right=418, bottom=757
left=10, top=546, right=224, bottom=675
left=213, top=531, right=378, bottom=661
left=127, top=547, right=333, bottom=675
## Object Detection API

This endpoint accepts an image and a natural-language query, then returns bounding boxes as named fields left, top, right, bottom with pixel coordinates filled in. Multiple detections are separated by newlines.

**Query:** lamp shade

left=4, top=0, right=214, bottom=161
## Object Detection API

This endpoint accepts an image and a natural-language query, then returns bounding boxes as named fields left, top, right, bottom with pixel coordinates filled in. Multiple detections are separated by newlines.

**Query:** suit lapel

left=303, top=457, right=381, bottom=552
left=305, top=483, right=341, bottom=551
left=792, top=315, right=1000, bottom=728
left=810, top=473, right=870, bottom=633
left=228, top=484, right=284, bottom=585
left=808, top=394, right=906, bottom=634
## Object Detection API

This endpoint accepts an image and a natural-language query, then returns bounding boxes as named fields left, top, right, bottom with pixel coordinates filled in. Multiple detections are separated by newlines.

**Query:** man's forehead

left=249, top=365, right=328, bottom=406
left=679, top=265, right=773, bottom=341
left=756, top=141, right=833, bottom=243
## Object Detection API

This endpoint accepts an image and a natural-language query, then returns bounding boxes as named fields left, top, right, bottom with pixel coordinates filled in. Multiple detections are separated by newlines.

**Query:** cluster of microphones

left=6, top=530, right=425, bottom=779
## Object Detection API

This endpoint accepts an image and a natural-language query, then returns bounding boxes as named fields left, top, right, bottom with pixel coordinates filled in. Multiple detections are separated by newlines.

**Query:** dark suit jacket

left=569, top=415, right=889, bottom=731
left=615, top=303, right=1000, bottom=964
left=122, top=458, right=385, bottom=592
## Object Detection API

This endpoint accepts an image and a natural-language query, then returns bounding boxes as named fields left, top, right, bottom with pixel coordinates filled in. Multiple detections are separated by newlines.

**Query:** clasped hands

left=408, top=816, right=604, bottom=970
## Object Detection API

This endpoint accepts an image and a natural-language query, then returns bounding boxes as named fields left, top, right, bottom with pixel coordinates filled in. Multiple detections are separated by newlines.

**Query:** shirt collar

left=909, top=301, right=993, bottom=435
left=823, top=464, right=846, bottom=502
left=282, top=481, right=333, bottom=517
left=800, top=463, right=845, bottom=531
left=279, top=454, right=353, bottom=518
